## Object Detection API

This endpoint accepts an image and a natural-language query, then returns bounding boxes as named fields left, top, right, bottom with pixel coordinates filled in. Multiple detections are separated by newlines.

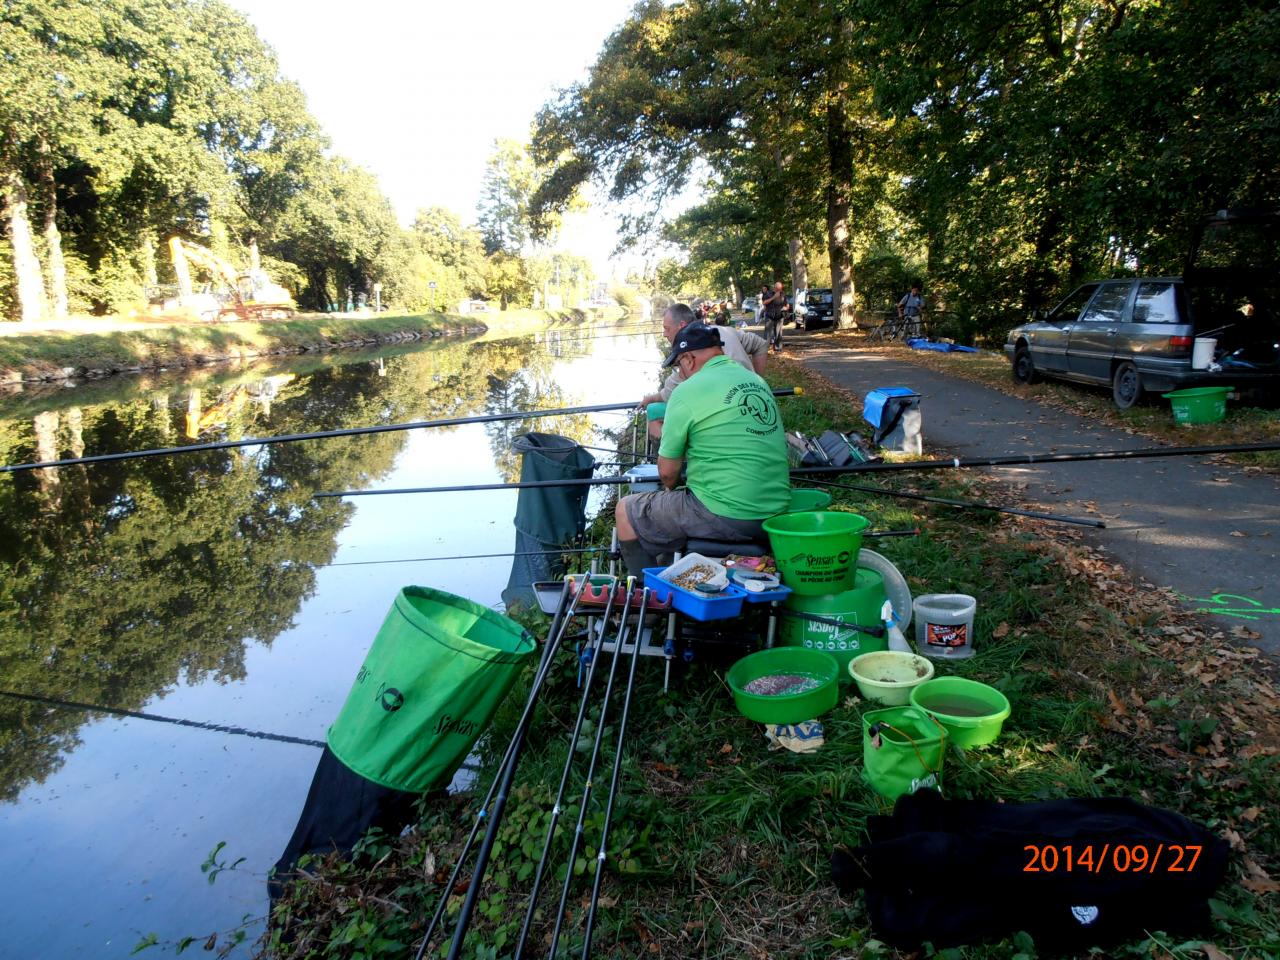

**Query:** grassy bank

left=258, top=358, right=1279, bottom=960
left=807, top=331, right=1280, bottom=469
left=0, top=308, right=601, bottom=383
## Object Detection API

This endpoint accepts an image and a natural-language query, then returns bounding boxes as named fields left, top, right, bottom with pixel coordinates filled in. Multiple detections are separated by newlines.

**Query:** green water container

left=779, top=568, right=888, bottom=669
left=327, top=586, right=536, bottom=792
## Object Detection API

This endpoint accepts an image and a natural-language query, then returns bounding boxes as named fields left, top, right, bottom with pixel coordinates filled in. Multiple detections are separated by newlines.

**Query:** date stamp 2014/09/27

left=1023, top=844, right=1203, bottom=874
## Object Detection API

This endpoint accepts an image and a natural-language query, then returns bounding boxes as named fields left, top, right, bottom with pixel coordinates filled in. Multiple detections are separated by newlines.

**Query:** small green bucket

left=725, top=647, right=840, bottom=724
left=786, top=488, right=832, bottom=513
left=763, top=510, right=870, bottom=596
left=1163, top=386, right=1232, bottom=425
left=910, top=676, right=1011, bottom=748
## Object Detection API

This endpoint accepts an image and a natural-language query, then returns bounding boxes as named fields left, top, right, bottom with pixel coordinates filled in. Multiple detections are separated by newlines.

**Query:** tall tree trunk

left=141, top=235, right=158, bottom=287
left=36, top=145, right=68, bottom=318
left=826, top=102, right=856, bottom=329
left=248, top=236, right=261, bottom=272
left=3, top=167, right=48, bottom=323
left=788, top=238, right=808, bottom=295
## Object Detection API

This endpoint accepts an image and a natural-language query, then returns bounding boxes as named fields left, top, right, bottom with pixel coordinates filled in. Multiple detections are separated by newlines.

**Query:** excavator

left=146, top=238, right=296, bottom=322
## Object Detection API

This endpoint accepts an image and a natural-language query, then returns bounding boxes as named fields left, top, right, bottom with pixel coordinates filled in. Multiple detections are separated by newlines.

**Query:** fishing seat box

left=863, top=387, right=922, bottom=456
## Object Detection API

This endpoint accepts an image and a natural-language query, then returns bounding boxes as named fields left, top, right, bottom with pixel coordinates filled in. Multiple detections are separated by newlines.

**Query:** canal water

left=0, top=319, right=663, bottom=957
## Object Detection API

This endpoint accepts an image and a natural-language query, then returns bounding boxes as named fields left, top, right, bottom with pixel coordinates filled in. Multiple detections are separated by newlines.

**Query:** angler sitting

left=616, top=323, right=791, bottom=577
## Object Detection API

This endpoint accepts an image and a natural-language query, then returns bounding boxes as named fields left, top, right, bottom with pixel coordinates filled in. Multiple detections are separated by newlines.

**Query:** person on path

left=897, top=282, right=925, bottom=338
left=641, top=303, right=768, bottom=439
left=762, top=281, right=788, bottom=352
left=616, top=323, right=791, bottom=576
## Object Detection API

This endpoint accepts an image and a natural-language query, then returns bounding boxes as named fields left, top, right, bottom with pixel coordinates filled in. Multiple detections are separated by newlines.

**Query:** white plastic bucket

left=1192, top=337, right=1216, bottom=370
left=624, top=463, right=661, bottom=493
left=913, top=593, right=977, bottom=660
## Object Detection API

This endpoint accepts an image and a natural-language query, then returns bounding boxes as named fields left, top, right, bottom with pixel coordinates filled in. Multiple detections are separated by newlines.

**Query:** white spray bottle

left=882, top=599, right=913, bottom=653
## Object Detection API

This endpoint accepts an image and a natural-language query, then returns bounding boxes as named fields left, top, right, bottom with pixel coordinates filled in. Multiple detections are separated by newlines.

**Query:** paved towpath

left=787, top=332, right=1280, bottom=657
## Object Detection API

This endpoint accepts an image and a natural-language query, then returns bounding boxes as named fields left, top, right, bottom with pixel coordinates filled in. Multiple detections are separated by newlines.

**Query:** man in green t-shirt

left=615, top=323, right=791, bottom=576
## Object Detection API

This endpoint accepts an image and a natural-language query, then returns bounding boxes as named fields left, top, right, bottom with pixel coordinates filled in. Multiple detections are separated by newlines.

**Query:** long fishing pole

left=443, top=583, right=625, bottom=960
left=326, top=546, right=610, bottom=568
left=545, top=586, right=639, bottom=960
left=580, top=589, right=650, bottom=959
left=318, top=438, right=1280, bottom=501
left=413, top=579, right=579, bottom=960
left=1, top=389, right=800, bottom=475
left=511, top=584, right=628, bottom=957
left=791, top=439, right=1280, bottom=475
left=0, top=689, right=326, bottom=749
left=804, top=479, right=1106, bottom=529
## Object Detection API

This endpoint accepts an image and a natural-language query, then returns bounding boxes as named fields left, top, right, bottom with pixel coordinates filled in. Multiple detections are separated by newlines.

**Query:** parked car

left=741, top=296, right=761, bottom=315
left=796, top=288, right=835, bottom=330
left=1005, top=208, right=1279, bottom=408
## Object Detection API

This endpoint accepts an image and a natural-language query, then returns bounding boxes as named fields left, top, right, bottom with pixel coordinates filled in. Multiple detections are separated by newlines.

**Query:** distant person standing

left=762, top=281, right=788, bottom=353
left=897, top=282, right=925, bottom=338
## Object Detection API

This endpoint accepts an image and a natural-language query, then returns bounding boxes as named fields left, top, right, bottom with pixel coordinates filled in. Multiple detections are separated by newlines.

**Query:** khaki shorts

left=623, top=488, right=766, bottom=557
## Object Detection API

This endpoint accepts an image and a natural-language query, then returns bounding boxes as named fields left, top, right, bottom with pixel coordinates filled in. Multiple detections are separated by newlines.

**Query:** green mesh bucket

left=1163, top=386, right=1232, bottom=425
left=763, top=510, right=871, bottom=595
left=327, top=586, right=536, bottom=792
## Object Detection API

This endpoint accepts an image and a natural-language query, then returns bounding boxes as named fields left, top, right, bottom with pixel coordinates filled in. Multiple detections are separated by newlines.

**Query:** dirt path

left=786, top=330, right=1280, bottom=657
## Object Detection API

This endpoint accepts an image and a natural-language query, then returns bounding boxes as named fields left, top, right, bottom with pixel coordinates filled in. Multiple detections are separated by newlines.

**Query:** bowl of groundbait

left=848, top=650, right=934, bottom=706
left=726, top=647, right=840, bottom=724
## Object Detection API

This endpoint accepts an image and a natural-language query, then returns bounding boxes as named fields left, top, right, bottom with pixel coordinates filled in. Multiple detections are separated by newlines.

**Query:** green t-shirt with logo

left=658, top=354, right=791, bottom=520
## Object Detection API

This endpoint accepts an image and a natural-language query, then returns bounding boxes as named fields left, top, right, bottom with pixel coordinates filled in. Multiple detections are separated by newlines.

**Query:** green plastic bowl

left=725, top=647, right=840, bottom=724
left=786, top=488, right=832, bottom=513
left=763, top=510, right=870, bottom=596
left=910, top=676, right=1011, bottom=748
left=1162, top=386, right=1232, bottom=425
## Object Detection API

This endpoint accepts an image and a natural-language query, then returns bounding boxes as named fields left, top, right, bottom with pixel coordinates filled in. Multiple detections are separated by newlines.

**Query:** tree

left=477, top=139, right=539, bottom=257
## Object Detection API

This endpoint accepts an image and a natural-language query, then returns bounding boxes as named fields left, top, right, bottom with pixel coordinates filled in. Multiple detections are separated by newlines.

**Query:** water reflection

left=0, top=319, right=662, bottom=956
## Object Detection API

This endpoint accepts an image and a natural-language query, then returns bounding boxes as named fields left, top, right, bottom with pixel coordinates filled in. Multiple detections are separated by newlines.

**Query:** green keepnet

left=328, top=586, right=536, bottom=792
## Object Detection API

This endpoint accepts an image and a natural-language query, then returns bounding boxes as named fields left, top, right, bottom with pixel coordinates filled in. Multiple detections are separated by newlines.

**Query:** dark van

left=1004, top=208, right=1279, bottom=408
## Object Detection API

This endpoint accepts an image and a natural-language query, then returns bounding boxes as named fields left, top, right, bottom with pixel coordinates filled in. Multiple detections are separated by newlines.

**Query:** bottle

left=882, top=600, right=913, bottom=653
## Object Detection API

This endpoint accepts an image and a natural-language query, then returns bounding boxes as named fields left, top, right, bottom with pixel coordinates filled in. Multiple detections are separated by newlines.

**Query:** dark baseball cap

left=662, top=322, right=722, bottom=367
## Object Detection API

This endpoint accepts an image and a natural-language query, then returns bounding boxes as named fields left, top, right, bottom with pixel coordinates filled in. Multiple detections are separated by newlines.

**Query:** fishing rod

left=413, top=579, right=581, bottom=960
left=447, top=583, right=631, bottom=960
left=774, top=608, right=886, bottom=638
left=545, top=585, right=639, bottom=960
left=579, top=589, right=650, bottom=959
left=325, top=545, right=611, bottom=568
left=0, top=689, right=326, bottom=749
left=511, top=584, right=632, bottom=957
left=0, top=389, right=800, bottom=475
left=804, top=479, right=1106, bottom=529
left=791, top=439, right=1280, bottom=476
left=318, top=437, right=1279, bottom=502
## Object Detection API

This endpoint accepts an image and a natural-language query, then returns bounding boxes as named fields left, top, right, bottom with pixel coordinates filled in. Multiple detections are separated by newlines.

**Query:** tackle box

left=643, top=567, right=746, bottom=621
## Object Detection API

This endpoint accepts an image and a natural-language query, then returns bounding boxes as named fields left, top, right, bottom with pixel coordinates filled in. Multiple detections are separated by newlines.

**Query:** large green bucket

left=1163, top=386, right=1232, bottom=425
left=763, top=510, right=870, bottom=595
left=327, top=586, right=536, bottom=792
left=778, top=568, right=888, bottom=669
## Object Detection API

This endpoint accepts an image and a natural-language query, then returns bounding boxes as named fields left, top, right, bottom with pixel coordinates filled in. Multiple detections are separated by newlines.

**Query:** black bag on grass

left=831, top=789, right=1229, bottom=951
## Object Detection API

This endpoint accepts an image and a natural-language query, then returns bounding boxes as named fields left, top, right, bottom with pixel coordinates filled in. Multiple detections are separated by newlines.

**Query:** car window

left=1047, top=284, right=1099, bottom=324
left=1079, top=282, right=1131, bottom=323
left=1131, top=282, right=1181, bottom=324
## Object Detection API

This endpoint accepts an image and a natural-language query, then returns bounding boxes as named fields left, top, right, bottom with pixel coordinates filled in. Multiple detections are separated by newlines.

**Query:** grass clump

left=263, top=359, right=1280, bottom=960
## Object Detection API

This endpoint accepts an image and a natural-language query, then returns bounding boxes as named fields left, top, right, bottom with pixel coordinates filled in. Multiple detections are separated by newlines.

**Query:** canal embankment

left=0, top=307, right=611, bottom=385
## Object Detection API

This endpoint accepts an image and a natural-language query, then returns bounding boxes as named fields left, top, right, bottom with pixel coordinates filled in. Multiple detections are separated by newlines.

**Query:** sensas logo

left=788, top=550, right=852, bottom=567
left=434, top=713, right=478, bottom=737
left=376, top=683, right=404, bottom=712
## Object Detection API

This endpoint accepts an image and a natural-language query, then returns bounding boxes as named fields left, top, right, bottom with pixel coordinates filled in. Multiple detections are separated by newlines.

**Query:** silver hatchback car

left=1004, top=210, right=1279, bottom=408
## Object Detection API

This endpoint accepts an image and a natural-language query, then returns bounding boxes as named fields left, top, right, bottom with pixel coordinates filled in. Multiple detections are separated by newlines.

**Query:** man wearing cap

left=641, top=302, right=768, bottom=439
left=615, top=323, right=791, bottom=576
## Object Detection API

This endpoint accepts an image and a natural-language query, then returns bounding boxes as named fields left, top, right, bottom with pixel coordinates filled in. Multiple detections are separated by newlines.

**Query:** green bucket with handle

left=327, top=586, right=536, bottom=792
left=763, top=510, right=871, bottom=595
left=778, top=568, right=888, bottom=668
left=862, top=705, right=947, bottom=801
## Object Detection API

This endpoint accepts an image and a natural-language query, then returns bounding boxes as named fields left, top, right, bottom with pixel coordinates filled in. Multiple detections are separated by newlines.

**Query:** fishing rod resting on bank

left=0, top=389, right=801, bottom=475
left=412, top=579, right=582, bottom=960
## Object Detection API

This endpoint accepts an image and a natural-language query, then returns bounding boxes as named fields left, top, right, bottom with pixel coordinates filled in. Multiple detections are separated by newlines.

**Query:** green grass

left=257, top=360, right=1280, bottom=960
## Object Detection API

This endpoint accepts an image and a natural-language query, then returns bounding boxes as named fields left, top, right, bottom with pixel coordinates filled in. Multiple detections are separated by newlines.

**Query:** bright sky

left=233, top=0, right=642, bottom=273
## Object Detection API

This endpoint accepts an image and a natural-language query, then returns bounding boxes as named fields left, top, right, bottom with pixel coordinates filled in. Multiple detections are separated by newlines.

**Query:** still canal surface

left=0, top=319, right=662, bottom=957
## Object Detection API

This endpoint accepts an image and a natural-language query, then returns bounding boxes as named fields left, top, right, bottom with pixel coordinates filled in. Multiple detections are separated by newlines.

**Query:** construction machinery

left=146, top=238, right=296, bottom=322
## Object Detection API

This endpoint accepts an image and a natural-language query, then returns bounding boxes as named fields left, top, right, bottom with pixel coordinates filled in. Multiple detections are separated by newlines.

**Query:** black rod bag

left=832, top=789, right=1229, bottom=951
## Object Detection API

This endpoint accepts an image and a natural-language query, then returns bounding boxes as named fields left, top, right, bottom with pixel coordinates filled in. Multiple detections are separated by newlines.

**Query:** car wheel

left=1112, top=361, right=1143, bottom=409
left=1012, top=346, right=1039, bottom=384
